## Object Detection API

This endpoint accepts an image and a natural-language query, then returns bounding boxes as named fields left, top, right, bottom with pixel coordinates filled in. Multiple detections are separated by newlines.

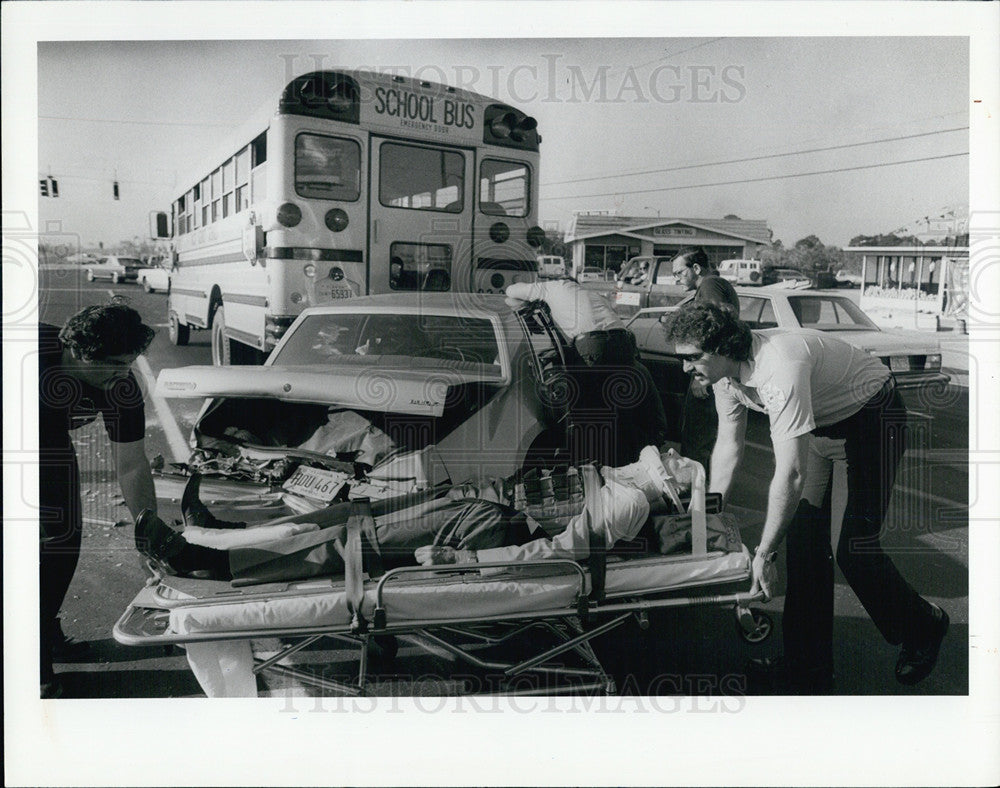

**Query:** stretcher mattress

left=128, top=535, right=750, bottom=640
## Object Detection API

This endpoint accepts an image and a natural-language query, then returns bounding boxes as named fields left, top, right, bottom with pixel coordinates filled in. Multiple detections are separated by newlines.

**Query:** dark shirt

left=38, top=323, right=146, bottom=452
left=694, top=274, right=740, bottom=314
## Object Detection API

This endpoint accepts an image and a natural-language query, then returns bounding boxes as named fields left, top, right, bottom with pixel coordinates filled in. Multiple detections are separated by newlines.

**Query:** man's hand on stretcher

left=415, top=545, right=477, bottom=566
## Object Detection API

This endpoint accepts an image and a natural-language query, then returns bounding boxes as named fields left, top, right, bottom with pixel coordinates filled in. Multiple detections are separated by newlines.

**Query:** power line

left=544, top=152, right=968, bottom=201
left=543, top=126, right=969, bottom=187
left=39, top=114, right=233, bottom=128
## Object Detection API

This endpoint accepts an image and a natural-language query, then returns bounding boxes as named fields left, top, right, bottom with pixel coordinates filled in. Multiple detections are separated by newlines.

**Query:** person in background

left=505, top=278, right=667, bottom=467
left=663, top=302, right=948, bottom=693
left=668, top=247, right=740, bottom=479
left=38, top=301, right=157, bottom=698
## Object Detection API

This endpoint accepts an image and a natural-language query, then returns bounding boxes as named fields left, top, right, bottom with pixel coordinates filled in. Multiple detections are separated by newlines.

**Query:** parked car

left=84, top=255, right=142, bottom=284
left=152, top=294, right=584, bottom=507
left=627, top=288, right=950, bottom=424
left=762, top=267, right=809, bottom=287
left=718, top=259, right=763, bottom=286
left=577, top=265, right=615, bottom=283
left=536, top=255, right=566, bottom=278
left=835, top=272, right=863, bottom=288
left=613, top=255, right=692, bottom=318
left=137, top=258, right=171, bottom=293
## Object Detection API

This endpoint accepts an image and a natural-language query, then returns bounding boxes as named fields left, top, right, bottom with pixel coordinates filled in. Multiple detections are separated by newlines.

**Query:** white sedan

left=628, top=287, right=950, bottom=396
left=85, top=255, right=142, bottom=284
left=151, top=293, right=581, bottom=508
left=137, top=261, right=171, bottom=293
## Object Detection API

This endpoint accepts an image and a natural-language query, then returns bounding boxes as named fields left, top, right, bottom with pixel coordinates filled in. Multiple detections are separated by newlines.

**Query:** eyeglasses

left=675, top=350, right=708, bottom=363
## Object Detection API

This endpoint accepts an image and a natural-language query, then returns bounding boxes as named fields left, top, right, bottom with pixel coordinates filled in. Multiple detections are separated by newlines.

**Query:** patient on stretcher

left=133, top=447, right=707, bottom=585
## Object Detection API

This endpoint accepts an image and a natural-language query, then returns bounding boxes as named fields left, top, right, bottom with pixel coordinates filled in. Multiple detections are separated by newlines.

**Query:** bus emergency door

left=369, top=137, right=474, bottom=294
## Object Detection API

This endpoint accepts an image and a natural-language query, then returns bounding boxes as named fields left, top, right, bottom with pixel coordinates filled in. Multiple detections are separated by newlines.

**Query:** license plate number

left=282, top=466, right=348, bottom=502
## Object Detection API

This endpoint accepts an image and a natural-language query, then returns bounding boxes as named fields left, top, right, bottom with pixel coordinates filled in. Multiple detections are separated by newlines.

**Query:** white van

left=718, top=259, right=763, bottom=286
left=537, top=255, right=566, bottom=278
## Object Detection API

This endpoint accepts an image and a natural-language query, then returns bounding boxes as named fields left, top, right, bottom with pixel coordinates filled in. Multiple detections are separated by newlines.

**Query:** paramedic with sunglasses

left=663, top=302, right=948, bottom=693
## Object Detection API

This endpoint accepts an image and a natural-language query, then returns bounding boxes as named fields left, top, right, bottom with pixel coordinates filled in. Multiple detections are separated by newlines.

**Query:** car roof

left=296, top=292, right=515, bottom=318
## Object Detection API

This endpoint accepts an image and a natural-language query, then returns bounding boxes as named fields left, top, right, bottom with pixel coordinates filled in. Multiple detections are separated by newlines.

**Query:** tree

left=723, top=213, right=741, bottom=220
left=789, top=235, right=843, bottom=273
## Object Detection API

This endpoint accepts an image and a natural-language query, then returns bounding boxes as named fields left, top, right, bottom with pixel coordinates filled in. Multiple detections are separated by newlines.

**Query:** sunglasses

left=675, top=350, right=709, bottom=363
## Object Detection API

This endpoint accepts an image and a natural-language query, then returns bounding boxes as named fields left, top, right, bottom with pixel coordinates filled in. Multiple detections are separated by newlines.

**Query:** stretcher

left=114, top=495, right=772, bottom=697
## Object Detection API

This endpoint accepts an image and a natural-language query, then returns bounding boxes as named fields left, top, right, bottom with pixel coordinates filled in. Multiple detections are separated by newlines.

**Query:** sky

left=34, top=36, right=972, bottom=249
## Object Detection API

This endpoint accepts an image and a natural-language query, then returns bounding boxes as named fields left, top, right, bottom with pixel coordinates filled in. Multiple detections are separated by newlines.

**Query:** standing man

left=506, top=278, right=667, bottom=467
left=38, top=301, right=157, bottom=697
left=663, top=303, right=948, bottom=692
left=668, top=247, right=740, bottom=477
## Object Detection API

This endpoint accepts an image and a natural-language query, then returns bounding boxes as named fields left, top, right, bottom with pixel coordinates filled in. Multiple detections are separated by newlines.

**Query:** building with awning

left=564, top=212, right=773, bottom=276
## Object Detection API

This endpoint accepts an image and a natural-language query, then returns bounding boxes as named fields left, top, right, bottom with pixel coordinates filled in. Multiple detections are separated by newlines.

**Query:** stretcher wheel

left=737, top=609, right=773, bottom=644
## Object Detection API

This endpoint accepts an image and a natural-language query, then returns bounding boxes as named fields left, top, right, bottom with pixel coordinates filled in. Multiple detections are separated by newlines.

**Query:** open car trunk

left=155, top=365, right=504, bottom=507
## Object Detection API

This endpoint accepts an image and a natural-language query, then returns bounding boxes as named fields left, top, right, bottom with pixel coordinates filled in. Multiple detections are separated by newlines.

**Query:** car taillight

left=925, top=353, right=942, bottom=370
left=490, top=222, right=510, bottom=243
left=277, top=202, right=302, bottom=227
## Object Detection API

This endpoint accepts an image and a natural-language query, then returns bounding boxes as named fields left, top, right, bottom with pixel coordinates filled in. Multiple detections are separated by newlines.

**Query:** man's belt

left=573, top=328, right=636, bottom=366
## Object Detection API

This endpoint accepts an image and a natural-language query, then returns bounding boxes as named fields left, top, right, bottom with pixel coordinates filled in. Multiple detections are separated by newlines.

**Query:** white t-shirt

left=506, top=280, right=622, bottom=339
left=714, top=330, right=891, bottom=443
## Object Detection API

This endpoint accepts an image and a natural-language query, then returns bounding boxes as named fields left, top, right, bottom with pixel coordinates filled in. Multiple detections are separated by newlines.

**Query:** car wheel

left=168, top=312, right=190, bottom=346
left=211, top=305, right=231, bottom=366
left=85, top=269, right=94, bottom=282
left=111, top=272, right=120, bottom=284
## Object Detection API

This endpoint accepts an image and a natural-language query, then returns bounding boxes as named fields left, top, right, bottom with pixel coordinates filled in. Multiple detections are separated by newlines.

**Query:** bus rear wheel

left=168, top=312, right=189, bottom=346
left=211, top=306, right=231, bottom=365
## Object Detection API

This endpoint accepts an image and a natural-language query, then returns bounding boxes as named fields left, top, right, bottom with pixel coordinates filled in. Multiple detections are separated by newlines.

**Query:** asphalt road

left=35, top=267, right=970, bottom=697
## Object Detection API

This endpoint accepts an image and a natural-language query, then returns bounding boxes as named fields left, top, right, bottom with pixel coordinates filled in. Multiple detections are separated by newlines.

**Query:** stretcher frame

left=114, top=551, right=771, bottom=697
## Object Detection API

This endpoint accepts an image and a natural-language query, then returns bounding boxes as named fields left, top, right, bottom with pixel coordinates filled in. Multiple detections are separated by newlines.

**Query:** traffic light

left=40, top=179, right=49, bottom=197
left=39, top=176, right=59, bottom=197
left=113, top=181, right=120, bottom=200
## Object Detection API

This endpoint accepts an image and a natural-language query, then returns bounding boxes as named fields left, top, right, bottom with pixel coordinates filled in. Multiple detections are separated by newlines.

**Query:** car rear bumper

left=892, top=371, right=951, bottom=389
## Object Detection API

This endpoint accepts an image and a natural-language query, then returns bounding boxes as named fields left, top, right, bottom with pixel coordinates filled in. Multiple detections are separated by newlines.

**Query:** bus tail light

left=277, top=202, right=302, bottom=227
left=526, top=226, right=545, bottom=248
left=490, top=222, right=511, bottom=243
left=325, top=208, right=349, bottom=232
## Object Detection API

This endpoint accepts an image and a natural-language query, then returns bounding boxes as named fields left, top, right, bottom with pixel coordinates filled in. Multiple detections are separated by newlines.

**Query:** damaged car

left=153, top=293, right=590, bottom=515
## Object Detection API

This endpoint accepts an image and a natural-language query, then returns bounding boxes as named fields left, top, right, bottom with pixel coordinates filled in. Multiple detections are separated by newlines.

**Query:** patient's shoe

left=181, top=473, right=246, bottom=530
left=134, top=510, right=186, bottom=571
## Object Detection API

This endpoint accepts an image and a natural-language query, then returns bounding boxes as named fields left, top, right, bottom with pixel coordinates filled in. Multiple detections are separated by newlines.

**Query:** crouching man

left=663, top=302, right=948, bottom=692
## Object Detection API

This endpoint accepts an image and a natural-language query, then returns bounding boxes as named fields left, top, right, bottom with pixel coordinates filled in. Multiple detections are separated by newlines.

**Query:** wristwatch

left=754, top=546, right=778, bottom=563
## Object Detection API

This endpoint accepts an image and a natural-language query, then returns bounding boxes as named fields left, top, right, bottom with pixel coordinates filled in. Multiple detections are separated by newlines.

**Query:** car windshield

left=272, top=311, right=504, bottom=371
left=788, top=296, right=879, bottom=331
left=118, top=258, right=142, bottom=266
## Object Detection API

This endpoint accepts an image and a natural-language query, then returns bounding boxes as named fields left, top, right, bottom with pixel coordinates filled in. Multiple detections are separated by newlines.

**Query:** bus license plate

left=314, top=280, right=354, bottom=303
left=615, top=291, right=640, bottom=306
left=282, top=465, right=348, bottom=502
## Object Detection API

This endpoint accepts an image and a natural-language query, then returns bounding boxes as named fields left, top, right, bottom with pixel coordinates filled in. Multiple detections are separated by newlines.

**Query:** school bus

left=152, top=70, right=544, bottom=364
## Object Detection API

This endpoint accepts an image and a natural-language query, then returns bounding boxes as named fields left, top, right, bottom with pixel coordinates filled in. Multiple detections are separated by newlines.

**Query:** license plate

left=889, top=356, right=910, bottom=372
left=282, top=465, right=348, bottom=502
left=314, top=280, right=354, bottom=303
left=615, top=291, right=640, bottom=306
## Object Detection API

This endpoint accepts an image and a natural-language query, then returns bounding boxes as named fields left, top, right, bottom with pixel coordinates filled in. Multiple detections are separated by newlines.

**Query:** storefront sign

left=652, top=226, right=697, bottom=237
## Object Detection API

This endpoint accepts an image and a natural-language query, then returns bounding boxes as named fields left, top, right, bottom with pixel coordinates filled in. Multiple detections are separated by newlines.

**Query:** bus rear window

left=480, top=159, right=529, bottom=217
left=380, top=143, right=464, bottom=212
left=295, top=134, right=361, bottom=201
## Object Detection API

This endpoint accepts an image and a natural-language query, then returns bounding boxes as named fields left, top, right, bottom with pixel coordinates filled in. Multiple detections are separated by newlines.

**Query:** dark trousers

left=567, top=360, right=668, bottom=468
left=783, top=382, right=934, bottom=673
left=39, top=449, right=83, bottom=683
left=680, top=380, right=717, bottom=484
